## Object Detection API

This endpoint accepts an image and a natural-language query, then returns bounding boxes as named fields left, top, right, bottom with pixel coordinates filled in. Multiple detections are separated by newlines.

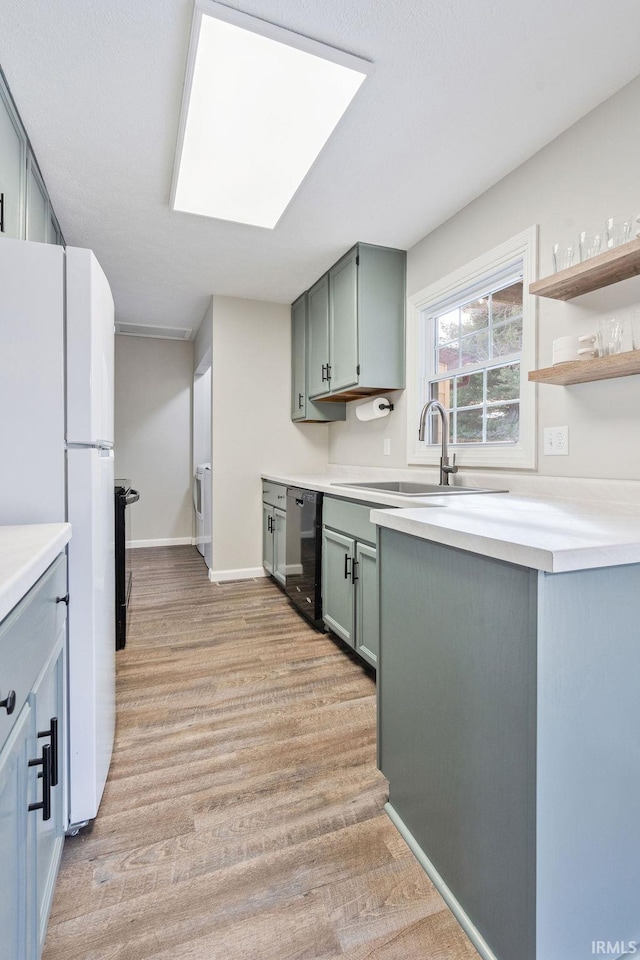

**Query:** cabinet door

left=329, top=249, right=358, bottom=394
left=273, top=508, right=287, bottom=587
left=291, top=295, right=307, bottom=421
left=0, top=83, right=26, bottom=240
left=262, top=504, right=274, bottom=575
left=307, top=275, right=330, bottom=399
left=354, top=542, right=378, bottom=668
left=322, top=528, right=355, bottom=647
left=26, top=160, right=49, bottom=243
left=0, top=702, right=33, bottom=960
left=30, top=632, right=66, bottom=955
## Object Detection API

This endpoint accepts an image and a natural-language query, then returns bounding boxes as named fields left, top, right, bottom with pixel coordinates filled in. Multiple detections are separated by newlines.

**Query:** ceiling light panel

left=171, top=1, right=370, bottom=229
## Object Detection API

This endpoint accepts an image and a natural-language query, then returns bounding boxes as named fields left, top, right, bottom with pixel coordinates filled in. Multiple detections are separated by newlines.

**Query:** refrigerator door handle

left=67, top=440, right=114, bottom=450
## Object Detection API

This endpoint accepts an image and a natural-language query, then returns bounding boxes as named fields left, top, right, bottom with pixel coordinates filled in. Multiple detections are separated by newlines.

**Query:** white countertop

left=0, top=524, right=71, bottom=622
left=262, top=472, right=640, bottom=572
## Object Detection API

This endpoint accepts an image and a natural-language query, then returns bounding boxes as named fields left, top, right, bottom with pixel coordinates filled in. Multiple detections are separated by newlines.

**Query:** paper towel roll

left=355, top=397, right=391, bottom=422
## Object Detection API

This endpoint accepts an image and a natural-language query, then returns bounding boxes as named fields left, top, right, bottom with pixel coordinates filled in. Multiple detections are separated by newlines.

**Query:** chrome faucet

left=418, top=400, right=458, bottom=486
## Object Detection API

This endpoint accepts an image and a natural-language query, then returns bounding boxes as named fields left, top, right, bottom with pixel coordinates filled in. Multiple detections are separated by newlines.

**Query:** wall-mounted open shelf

left=529, top=238, right=640, bottom=301
left=528, top=350, right=640, bottom=386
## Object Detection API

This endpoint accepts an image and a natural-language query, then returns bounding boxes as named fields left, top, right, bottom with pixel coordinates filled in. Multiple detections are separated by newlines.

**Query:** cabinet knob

left=56, top=593, right=69, bottom=605
left=0, top=690, right=16, bottom=715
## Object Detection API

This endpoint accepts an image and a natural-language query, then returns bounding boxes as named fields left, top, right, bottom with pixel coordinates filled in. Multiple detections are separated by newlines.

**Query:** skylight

left=170, top=0, right=370, bottom=229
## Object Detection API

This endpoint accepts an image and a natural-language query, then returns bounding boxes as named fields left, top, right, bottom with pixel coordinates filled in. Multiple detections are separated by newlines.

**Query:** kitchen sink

left=331, top=480, right=506, bottom=496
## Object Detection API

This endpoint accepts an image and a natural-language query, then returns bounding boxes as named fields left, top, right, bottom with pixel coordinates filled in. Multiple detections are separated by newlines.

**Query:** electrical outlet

left=383, top=438, right=391, bottom=456
left=543, top=425, right=569, bottom=456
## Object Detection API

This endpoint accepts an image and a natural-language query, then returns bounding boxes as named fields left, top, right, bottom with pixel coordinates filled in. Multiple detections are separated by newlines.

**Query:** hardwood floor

left=43, top=546, right=481, bottom=960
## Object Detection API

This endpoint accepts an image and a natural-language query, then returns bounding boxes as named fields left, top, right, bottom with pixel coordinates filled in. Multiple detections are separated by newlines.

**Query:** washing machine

left=202, top=465, right=212, bottom=569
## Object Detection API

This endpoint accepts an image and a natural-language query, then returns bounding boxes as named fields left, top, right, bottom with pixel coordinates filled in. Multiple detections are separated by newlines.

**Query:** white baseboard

left=384, top=803, right=498, bottom=960
left=128, top=537, right=194, bottom=549
left=208, top=566, right=267, bottom=583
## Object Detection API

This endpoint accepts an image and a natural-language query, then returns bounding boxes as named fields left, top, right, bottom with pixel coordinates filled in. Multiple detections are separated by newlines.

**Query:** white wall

left=329, top=74, right=640, bottom=482
left=114, top=335, right=194, bottom=545
left=204, top=295, right=329, bottom=577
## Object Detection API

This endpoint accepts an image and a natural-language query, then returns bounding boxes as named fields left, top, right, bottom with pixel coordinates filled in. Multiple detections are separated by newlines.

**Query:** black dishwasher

left=285, top=487, right=323, bottom=629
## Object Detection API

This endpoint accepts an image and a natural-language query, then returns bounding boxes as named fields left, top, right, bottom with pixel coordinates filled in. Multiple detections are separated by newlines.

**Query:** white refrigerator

left=0, top=237, right=116, bottom=830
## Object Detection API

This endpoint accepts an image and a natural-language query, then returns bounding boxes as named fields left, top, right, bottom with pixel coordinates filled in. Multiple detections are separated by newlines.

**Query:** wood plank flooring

left=43, top=546, right=481, bottom=960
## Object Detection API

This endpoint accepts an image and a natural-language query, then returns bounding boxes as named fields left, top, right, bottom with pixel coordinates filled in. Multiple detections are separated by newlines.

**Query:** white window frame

left=406, top=225, right=538, bottom=470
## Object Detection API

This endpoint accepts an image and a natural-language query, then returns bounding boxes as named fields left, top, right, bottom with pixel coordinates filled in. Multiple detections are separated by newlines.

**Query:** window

left=407, top=226, right=537, bottom=469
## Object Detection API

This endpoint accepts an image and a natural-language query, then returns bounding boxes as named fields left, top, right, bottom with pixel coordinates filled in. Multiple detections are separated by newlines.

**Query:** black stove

left=114, top=479, right=139, bottom=650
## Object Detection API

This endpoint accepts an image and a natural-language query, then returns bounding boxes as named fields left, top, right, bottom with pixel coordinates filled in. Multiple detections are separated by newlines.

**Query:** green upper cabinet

left=26, top=160, right=49, bottom=243
left=291, top=294, right=307, bottom=419
left=0, top=81, right=26, bottom=240
left=291, top=291, right=345, bottom=423
left=307, top=275, right=331, bottom=399
left=300, top=242, right=406, bottom=405
left=329, top=248, right=359, bottom=394
left=0, top=69, right=63, bottom=246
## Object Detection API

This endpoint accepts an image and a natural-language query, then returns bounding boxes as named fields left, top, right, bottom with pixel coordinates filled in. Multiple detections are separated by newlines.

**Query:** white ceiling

left=1, top=0, right=640, bottom=334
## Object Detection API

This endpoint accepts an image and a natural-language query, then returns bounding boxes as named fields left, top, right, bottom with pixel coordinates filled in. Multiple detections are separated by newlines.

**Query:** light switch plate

left=383, top=438, right=391, bottom=456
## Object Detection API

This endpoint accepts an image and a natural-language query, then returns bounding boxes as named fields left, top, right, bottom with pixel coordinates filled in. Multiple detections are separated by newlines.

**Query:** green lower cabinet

left=378, top=526, right=640, bottom=960
left=272, top=507, right=287, bottom=588
left=321, top=528, right=355, bottom=646
left=354, top=542, right=378, bottom=668
left=0, top=553, right=68, bottom=960
left=262, top=492, right=286, bottom=587
left=262, top=503, right=275, bottom=576
left=322, top=521, right=378, bottom=668
left=0, top=703, right=34, bottom=960
left=30, top=635, right=66, bottom=956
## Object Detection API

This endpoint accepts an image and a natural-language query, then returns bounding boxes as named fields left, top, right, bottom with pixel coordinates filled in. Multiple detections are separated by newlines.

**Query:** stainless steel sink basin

left=331, top=480, right=506, bottom=496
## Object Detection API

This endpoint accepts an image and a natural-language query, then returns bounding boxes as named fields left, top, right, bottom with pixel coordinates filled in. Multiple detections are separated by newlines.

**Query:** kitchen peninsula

left=372, top=495, right=640, bottom=960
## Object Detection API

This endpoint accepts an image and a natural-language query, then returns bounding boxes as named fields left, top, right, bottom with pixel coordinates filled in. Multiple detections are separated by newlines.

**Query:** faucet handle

left=442, top=453, right=459, bottom=475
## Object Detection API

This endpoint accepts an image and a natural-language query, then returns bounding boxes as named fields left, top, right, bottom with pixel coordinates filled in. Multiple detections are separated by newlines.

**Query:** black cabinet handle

left=38, top=717, right=58, bottom=787
left=56, top=594, right=69, bottom=605
left=267, top=516, right=273, bottom=533
left=352, top=559, right=359, bottom=584
left=0, top=192, right=4, bottom=233
left=29, top=744, right=52, bottom=822
left=298, top=393, right=304, bottom=409
left=326, top=364, right=332, bottom=380
left=0, top=690, right=16, bottom=715
left=344, top=554, right=352, bottom=579
left=295, top=498, right=304, bottom=507
left=321, top=364, right=327, bottom=382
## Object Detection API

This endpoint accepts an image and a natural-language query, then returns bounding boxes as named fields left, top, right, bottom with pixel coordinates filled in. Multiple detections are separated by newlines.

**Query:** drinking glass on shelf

left=552, top=243, right=575, bottom=272
left=596, top=317, right=624, bottom=357
left=604, top=216, right=632, bottom=250
left=578, top=231, right=601, bottom=261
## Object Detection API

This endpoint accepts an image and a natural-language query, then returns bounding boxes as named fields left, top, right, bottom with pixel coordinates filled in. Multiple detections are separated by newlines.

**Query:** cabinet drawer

left=262, top=481, right=287, bottom=509
left=323, top=496, right=382, bottom=545
left=0, top=554, right=67, bottom=750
